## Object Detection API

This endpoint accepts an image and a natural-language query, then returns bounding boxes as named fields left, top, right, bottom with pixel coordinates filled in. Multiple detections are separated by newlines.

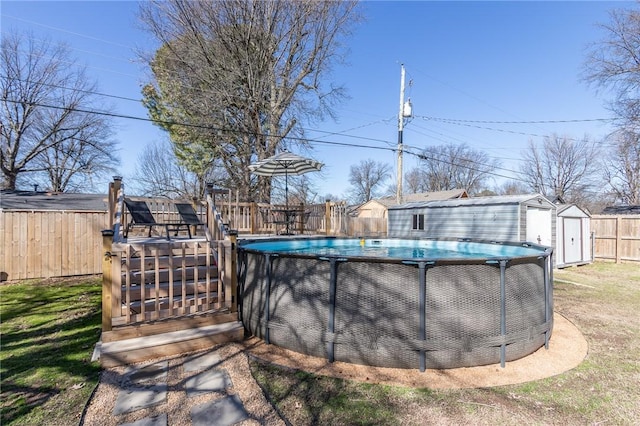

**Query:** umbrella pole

left=285, top=168, right=289, bottom=234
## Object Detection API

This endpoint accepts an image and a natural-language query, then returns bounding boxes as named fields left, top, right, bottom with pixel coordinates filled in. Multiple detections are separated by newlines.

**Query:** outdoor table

left=272, top=208, right=301, bottom=235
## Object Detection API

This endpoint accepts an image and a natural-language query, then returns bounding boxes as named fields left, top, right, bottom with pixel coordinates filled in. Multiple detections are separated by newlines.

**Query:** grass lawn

left=250, top=262, right=640, bottom=425
left=1, top=263, right=638, bottom=425
left=0, top=276, right=102, bottom=426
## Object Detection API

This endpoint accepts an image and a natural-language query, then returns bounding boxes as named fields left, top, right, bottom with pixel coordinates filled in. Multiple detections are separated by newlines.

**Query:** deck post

left=229, top=231, right=238, bottom=313
left=298, top=202, right=305, bottom=234
left=101, top=229, right=115, bottom=332
left=108, top=176, right=122, bottom=228
left=250, top=203, right=257, bottom=234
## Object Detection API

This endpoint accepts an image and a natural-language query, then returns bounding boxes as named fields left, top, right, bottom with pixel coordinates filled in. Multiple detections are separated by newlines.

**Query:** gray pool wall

left=239, top=238, right=554, bottom=370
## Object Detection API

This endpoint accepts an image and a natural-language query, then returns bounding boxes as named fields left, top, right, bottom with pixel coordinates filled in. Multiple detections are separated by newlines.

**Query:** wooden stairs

left=96, top=240, right=244, bottom=367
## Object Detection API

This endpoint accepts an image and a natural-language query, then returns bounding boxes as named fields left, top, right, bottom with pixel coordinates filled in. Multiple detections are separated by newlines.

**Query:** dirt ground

left=242, top=312, right=588, bottom=389
left=82, top=312, right=587, bottom=425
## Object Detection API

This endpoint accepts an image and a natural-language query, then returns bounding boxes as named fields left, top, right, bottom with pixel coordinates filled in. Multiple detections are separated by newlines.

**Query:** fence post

left=616, top=216, right=622, bottom=264
left=325, top=199, right=331, bottom=235
left=101, top=229, right=114, bottom=332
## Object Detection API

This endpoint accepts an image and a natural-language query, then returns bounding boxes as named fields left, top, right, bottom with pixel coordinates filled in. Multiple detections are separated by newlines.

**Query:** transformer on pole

left=396, top=64, right=413, bottom=205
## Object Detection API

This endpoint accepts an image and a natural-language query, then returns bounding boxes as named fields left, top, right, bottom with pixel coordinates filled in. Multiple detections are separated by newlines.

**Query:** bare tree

left=409, top=143, right=500, bottom=195
left=584, top=6, right=640, bottom=125
left=583, top=6, right=640, bottom=205
left=129, top=138, right=225, bottom=200
left=272, top=174, right=320, bottom=205
left=347, top=159, right=391, bottom=203
left=1, top=31, right=118, bottom=191
left=604, top=129, right=640, bottom=204
left=138, top=0, right=361, bottom=202
left=404, top=168, right=428, bottom=194
left=494, top=179, right=530, bottom=196
left=519, top=134, right=601, bottom=204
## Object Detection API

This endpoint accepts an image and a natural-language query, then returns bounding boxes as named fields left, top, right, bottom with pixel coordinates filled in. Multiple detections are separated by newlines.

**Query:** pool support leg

left=403, top=260, right=434, bottom=372
left=499, top=259, right=509, bottom=368
left=326, top=258, right=340, bottom=362
left=543, top=252, right=553, bottom=349
left=418, top=262, right=432, bottom=372
left=263, top=253, right=276, bottom=345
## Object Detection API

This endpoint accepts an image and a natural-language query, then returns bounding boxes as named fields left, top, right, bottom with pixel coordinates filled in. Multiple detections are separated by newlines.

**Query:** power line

left=416, top=115, right=613, bottom=125
left=3, top=97, right=529, bottom=184
left=2, top=97, right=395, bottom=149
left=2, top=76, right=401, bottom=146
left=2, top=15, right=133, bottom=49
left=415, top=116, right=609, bottom=142
left=1, top=75, right=143, bottom=103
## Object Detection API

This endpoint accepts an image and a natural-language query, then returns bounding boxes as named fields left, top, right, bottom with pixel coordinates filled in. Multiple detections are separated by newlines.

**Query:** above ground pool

left=238, top=237, right=554, bottom=371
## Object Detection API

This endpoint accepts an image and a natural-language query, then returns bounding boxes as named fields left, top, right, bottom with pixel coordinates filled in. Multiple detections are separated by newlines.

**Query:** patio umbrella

left=249, top=151, right=324, bottom=233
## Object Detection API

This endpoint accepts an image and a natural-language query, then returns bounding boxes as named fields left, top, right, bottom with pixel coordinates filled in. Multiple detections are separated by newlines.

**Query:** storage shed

left=355, top=189, right=468, bottom=218
left=388, top=194, right=556, bottom=249
left=555, top=204, right=592, bottom=268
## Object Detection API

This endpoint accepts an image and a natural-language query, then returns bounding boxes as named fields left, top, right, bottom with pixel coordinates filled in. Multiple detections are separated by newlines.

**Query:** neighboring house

left=0, top=190, right=108, bottom=211
left=601, top=205, right=640, bottom=215
left=355, top=189, right=468, bottom=218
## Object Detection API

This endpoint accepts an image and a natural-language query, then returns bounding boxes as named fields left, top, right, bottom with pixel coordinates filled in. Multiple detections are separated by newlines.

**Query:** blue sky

left=1, top=1, right=626, bottom=199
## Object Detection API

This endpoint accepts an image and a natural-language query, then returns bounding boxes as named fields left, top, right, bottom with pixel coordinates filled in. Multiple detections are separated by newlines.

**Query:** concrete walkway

left=82, top=343, right=283, bottom=426
left=112, top=352, right=249, bottom=426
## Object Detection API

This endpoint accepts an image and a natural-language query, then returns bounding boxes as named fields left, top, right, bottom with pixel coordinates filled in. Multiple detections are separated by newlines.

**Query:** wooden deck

left=96, top=178, right=370, bottom=366
left=96, top=179, right=242, bottom=366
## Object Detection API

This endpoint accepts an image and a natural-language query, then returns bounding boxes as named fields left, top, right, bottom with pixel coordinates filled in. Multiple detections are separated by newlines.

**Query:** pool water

left=241, top=238, right=544, bottom=260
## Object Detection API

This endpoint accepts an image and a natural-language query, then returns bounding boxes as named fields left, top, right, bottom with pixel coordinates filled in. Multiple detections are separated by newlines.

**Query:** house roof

left=389, top=193, right=555, bottom=210
left=0, top=190, right=109, bottom=211
left=601, top=205, right=640, bottom=215
left=371, top=189, right=468, bottom=208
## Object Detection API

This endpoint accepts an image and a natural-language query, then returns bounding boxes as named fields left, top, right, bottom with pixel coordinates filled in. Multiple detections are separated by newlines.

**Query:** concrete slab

left=184, top=351, right=221, bottom=372
left=186, top=369, right=232, bottom=397
left=125, top=361, right=168, bottom=385
left=191, top=395, right=249, bottom=426
left=119, top=414, right=168, bottom=426
left=113, top=384, right=167, bottom=415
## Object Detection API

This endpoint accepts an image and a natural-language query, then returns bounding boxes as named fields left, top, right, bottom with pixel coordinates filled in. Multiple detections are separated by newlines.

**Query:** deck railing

left=102, top=178, right=237, bottom=335
left=100, top=177, right=390, bottom=335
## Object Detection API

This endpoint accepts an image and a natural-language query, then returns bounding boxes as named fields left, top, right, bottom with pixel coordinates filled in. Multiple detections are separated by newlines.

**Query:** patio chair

left=124, top=198, right=189, bottom=240
left=175, top=202, right=206, bottom=238
left=301, top=210, right=312, bottom=234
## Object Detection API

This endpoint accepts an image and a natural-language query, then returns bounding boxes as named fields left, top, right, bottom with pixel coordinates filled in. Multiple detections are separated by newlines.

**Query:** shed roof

left=389, top=193, right=555, bottom=210
left=366, top=189, right=468, bottom=209
left=556, top=203, right=591, bottom=217
left=0, top=190, right=108, bottom=211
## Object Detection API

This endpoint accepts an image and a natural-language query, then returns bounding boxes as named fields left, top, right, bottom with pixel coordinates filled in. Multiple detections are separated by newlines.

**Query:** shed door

left=563, top=218, right=582, bottom=263
left=526, top=207, right=552, bottom=246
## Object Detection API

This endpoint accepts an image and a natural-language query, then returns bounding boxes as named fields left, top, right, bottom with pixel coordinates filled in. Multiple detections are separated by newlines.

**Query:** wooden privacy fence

left=1, top=210, right=108, bottom=281
left=591, top=215, right=640, bottom=263
left=346, top=217, right=388, bottom=237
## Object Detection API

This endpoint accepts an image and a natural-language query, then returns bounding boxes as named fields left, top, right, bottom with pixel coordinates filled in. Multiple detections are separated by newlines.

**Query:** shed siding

left=388, top=204, right=521, bottom=241
left=556, top=204, right=592, bottom=266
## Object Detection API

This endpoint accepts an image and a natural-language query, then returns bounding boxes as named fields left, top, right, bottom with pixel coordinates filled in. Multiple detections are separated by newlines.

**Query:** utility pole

left=396, top=64, right=412, bottom=205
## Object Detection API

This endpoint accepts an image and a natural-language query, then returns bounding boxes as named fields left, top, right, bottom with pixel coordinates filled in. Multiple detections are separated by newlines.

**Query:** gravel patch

left=81, top=344, right=284, bottom=426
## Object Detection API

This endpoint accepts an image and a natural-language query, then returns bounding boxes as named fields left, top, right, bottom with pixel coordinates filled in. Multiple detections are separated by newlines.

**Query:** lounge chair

left=124, top=198, right=190, bottom=240
left=175, top=203, right=206, bottom=237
